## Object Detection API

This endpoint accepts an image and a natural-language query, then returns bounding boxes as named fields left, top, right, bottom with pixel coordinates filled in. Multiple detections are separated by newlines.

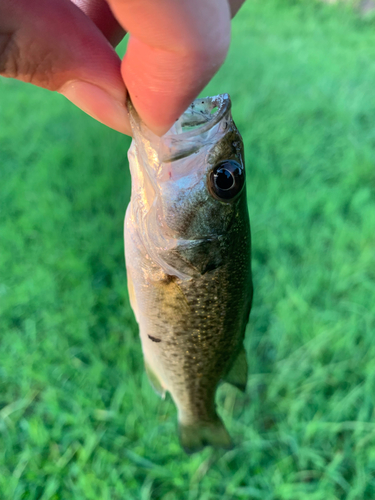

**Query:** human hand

left=0, top=0, right=244, bottom=136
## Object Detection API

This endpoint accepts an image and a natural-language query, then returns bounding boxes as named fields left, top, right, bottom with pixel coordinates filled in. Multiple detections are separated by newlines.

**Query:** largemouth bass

left=125, top=94, right=253, bottom=453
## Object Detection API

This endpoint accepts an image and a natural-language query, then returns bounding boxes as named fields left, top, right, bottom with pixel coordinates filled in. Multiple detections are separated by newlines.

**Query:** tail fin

left=179, top=417, right=232, bottom=454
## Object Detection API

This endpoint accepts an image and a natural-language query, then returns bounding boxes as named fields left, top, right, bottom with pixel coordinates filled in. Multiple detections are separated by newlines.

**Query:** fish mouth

left=127, top=94, right=232, bottom=163
left=172, top=94, right=231, bottom=136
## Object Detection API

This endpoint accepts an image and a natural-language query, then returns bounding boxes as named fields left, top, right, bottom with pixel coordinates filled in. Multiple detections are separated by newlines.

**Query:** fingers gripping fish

left=125, top=94, right=253, bottom=453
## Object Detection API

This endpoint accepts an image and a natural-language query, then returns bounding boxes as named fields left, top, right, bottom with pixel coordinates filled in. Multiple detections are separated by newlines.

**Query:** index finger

left=107, top=0, right=232, bottom=136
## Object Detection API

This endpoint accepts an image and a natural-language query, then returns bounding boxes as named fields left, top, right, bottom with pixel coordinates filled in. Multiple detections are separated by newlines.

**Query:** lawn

left=1, top=0, right=375, bottom=498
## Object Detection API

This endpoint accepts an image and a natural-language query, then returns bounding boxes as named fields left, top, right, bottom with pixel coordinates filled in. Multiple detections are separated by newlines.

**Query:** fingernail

left=60, top=81, right=131, bottom=135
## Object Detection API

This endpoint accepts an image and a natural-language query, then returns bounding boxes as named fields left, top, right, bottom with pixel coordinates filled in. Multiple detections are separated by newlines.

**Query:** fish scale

left=125, top=94, right=253, bottom=452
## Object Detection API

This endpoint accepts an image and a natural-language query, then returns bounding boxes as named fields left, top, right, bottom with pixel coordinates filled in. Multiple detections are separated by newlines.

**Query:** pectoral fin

left=159, top=236, right=226, bottom=279
left=144, top=360, right=166, bottom=399
left=223, top=347, right=248, bottom=392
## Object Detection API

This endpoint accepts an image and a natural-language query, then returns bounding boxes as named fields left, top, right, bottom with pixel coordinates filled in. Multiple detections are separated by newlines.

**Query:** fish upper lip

left=127, top=94, right=233, bottom=164
left=127, top=94, right=231, bottom=142
left=166, top=94, right=232, bottom=140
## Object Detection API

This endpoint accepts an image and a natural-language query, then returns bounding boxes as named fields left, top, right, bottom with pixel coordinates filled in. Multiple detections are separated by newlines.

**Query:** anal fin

left=223, top=347, right=248, bottom=392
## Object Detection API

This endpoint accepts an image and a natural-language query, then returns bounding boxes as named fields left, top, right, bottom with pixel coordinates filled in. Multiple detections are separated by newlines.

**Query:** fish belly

left=124, top=199, right=252, bottom=453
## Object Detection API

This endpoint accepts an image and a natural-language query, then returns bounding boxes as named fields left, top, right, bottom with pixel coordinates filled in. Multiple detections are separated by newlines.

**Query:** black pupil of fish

left=215, top=168, right=234, bottom=190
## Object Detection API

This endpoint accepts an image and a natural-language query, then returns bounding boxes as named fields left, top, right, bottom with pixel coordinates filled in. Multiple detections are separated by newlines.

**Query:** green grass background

left=1, top=0, right=375, bottom=498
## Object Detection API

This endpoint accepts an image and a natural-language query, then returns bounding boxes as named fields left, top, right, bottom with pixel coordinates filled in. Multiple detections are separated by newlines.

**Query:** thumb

left=0, top=0, right=130, bottom=134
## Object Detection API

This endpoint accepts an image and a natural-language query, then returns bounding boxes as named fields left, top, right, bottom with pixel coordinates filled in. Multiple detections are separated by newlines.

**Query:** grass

left=1, top=0, right=375, bottom=498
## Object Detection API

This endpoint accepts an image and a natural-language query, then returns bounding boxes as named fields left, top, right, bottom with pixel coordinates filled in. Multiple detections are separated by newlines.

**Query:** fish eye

left=208, top=160, right=245, bottom=202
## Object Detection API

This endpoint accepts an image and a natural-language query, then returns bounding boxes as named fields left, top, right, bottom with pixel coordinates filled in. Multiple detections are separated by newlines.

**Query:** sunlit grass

left=1, top=0, right=375, bottom=498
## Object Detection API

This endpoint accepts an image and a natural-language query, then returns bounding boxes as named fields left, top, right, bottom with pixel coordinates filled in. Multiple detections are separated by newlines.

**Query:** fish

left=124, top=94, right=253, bottom=453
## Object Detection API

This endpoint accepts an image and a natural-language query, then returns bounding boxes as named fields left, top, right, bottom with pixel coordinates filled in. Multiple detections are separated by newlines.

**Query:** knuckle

left=0, top=32, right=57, bottom=89
left=0, top=32, right=19, bottom=77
